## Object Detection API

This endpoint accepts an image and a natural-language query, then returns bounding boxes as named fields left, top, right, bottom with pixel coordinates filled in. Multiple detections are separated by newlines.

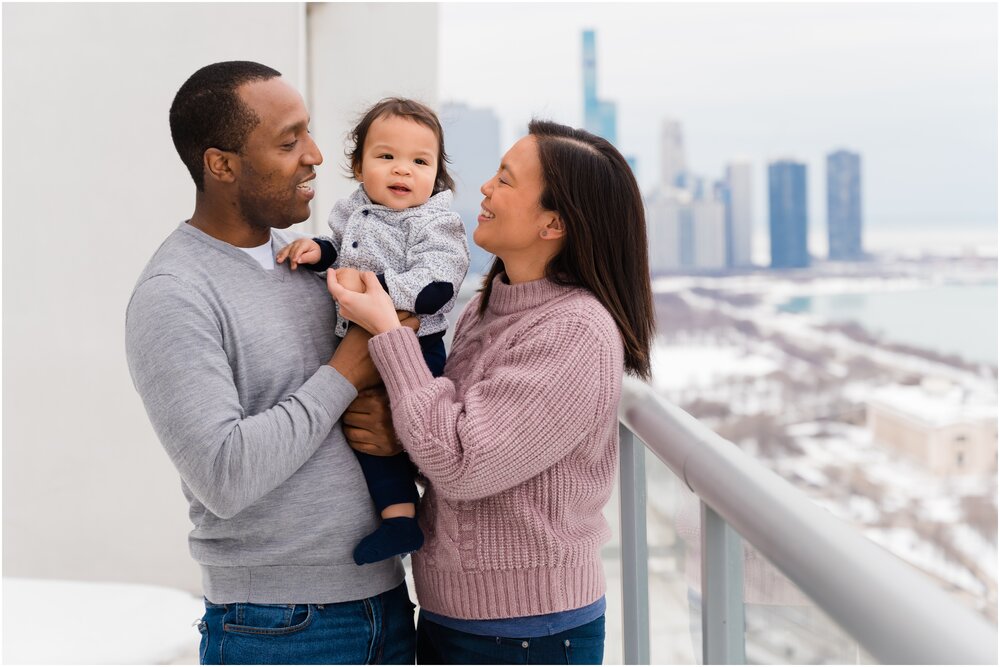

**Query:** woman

left=329, top=120, right=654, bottom=664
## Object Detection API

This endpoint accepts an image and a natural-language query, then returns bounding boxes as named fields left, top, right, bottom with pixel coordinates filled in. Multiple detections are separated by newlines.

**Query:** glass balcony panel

left=644, top=446, right=702, bottom=663
left=641, top=441, right=877, bottom=664
left=601, top=455, right=623, bottom=664
left=739, top=549, right=876, bottom=664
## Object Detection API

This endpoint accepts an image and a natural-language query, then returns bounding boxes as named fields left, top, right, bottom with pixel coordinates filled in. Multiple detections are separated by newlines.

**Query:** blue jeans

left=416, top=613, right=605, bottom=665
left=198, top=582, right=415, bottom=664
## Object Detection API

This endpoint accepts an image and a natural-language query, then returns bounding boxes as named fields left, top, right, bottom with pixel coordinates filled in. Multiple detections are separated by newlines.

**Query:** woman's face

left=475, top=135, right=554, bottom=260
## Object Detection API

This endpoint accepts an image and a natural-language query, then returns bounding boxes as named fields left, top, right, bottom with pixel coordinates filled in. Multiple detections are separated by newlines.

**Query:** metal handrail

left=617, top=376, right=998, bottom=665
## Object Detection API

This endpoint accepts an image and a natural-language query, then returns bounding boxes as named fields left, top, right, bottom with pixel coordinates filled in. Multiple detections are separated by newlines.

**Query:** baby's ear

left=353, top=164, right=363, bottom=181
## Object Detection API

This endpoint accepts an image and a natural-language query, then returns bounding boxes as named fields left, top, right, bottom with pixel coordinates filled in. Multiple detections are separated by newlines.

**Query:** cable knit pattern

left=368, top=275, right=624, bottom=620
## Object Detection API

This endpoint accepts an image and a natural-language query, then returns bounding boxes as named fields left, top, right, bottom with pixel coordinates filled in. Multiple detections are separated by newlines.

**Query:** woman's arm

left=368, top=311, right=623, bottom=501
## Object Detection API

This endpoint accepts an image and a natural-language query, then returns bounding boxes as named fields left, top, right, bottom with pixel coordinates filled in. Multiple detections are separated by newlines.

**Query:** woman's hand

left=327, top=270, right=401, bottom=336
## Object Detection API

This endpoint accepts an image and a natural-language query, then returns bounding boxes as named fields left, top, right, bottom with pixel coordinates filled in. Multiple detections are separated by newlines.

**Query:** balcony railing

left=616, top=377, right=998, bottom=665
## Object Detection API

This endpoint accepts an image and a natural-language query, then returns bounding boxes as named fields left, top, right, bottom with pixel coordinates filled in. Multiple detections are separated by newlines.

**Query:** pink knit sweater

left=368, top=274, right=624, bottom=620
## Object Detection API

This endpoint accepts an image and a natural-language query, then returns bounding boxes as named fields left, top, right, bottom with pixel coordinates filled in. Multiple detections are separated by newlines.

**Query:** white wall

left=305, top=2, right=439, bottom=235
left=2, top=2, right=438, bottom=594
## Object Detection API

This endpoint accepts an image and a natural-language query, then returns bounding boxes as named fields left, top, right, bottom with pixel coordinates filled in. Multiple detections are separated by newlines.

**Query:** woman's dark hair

left=479, top=120, right=655, bottom=379
left=169, top=61, right=281, bottom=191
left=346, top=98, right=455, bottom=195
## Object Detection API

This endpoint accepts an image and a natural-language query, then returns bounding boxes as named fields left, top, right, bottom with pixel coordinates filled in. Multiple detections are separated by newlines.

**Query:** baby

left=278, top=98, right=469, bottom=565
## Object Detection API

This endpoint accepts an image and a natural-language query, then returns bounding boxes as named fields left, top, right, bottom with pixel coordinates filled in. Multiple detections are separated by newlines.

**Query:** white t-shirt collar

left=237, top=236, right=275, bottom=270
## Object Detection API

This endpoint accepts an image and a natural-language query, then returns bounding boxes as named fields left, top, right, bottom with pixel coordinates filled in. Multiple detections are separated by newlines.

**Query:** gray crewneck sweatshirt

left=125, top=222, right=403, bottom=603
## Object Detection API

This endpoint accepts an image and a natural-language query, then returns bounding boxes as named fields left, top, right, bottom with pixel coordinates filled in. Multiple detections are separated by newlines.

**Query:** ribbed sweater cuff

left=369, top=327, right=436, bottom=398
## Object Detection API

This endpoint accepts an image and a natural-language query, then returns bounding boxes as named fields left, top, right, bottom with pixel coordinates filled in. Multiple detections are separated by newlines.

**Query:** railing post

left=701, top=502, right=746, bottom=664
left=619, top=424, right=650, bottom=664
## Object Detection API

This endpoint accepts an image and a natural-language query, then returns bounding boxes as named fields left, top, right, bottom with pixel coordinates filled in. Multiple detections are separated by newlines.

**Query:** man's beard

left=237, top=164, right=304, bottom=231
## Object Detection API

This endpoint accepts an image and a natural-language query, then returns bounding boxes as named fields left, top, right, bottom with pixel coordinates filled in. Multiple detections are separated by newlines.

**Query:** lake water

left=779, top=282, right=998, bottom=366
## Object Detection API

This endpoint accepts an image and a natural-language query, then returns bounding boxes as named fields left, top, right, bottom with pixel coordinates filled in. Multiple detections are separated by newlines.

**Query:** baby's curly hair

left=346, top=98, right=455, bottom=195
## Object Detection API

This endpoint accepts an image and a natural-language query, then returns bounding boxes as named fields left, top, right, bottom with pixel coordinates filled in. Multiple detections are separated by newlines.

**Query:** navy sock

left=353, top=517, right=425, bottom=565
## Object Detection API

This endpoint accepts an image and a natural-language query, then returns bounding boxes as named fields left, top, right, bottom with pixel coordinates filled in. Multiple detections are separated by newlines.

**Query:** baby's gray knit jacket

left=325, top=186, right=470, bottom=337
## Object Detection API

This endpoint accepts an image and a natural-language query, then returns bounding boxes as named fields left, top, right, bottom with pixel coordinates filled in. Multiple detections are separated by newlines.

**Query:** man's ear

left=204, top=148, right=237, bottom=185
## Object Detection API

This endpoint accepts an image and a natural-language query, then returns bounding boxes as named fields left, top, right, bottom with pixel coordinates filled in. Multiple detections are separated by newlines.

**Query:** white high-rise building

left=692, top=199, right=727, bottom=270
left=646, top=117, right=726, bottom=273
left=645, top=188, right=725, bottom=273
left=725, top=159, right=754, bottom=268
left=645, top=187, right=686, bottom=273
left=660, top=118, right=686, bottom=189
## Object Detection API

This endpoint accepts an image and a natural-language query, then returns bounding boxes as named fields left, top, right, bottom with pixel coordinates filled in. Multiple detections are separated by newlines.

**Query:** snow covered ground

left=2, top=578, right=204, bottom=664
left=650, top=343, right=778, bottom=393
left=648, top=265, right=998, bottom=625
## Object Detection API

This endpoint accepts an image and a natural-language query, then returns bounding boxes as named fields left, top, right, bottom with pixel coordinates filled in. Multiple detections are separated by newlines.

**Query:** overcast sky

left=439, top=2, right=998, bottom=232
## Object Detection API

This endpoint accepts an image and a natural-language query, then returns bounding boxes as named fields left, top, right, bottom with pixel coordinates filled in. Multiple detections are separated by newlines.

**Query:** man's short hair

left=169, top=61, right=281, bottom=191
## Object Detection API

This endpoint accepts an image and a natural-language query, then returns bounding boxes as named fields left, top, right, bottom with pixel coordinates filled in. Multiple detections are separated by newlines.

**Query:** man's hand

left=276, top=238, right=322, bottom=270
left=329, top=325, right=381, bottom=390
left=397, top=310, right=419, bottom=332
left=343, top=386, right=402, bottom=457
left=335, top=267, right=365, bottom=293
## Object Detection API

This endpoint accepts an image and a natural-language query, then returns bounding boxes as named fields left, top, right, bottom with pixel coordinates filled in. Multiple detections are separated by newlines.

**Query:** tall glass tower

left=826, top=150, right=863, bottom=261
left=768, top=159, right=810, bottom=269
left=582, top=29, right=617, bottom=144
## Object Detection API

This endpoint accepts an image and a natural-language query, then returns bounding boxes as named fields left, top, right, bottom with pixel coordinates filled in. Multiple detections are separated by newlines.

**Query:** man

left=125, top=61, right=415, bottom=664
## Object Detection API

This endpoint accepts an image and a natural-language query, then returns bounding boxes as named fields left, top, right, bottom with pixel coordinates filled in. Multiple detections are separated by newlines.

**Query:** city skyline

left=439, top=3, right=997, bottom=235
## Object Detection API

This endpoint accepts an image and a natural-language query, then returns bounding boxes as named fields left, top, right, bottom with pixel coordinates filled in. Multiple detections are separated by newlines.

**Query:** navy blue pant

left=416, top=613, right=606, bottom=664
left=354, top=333, right=445, bottom=511
left=198, top=582, right=415, bottom=664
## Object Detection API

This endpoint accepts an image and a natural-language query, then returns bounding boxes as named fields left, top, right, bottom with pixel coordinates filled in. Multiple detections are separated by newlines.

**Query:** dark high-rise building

left=440, top=101, right=501, bottom=277
left=827, top=150, right=863, bottom=261
left=768, top=159, right=810, bottom=269
left=582, top=29, right=617, bottom=144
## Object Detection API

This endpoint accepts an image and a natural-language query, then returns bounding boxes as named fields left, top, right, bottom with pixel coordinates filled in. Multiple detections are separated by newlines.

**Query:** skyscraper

left=644, top=118, right=727, bottom=274
left=439, top=101, right=501, bottom=276
left=644, top=187, right=726, bottom=274
left=582, top=29, right=617, bottom=144
left=768, top=159, right=810, bottom=269
left=645, top=188, right=683, bottom=273
left=827, top=150, right=864, bottom=261
left=725, top=160, right=754, bottom=268
left=692, top=199, right=727, bottom=269
left=660, top=119, right=686, bottom=188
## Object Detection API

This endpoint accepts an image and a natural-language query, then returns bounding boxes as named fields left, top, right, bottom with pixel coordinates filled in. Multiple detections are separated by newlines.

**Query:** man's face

left=234, top=78, right=323, bottom=231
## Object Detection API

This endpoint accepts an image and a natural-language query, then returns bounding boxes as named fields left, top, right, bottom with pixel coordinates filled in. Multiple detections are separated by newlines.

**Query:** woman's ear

left=204, top=148, right=237, bottom=185
left=540, top=213, right=566, bottom=240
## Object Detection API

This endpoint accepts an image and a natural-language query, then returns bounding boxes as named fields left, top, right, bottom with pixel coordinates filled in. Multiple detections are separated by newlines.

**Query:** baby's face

left=356, top=114, right=439, bottom=210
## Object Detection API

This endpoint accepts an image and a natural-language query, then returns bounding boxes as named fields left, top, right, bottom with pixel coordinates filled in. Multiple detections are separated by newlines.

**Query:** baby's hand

left=335, top=267, right=366, bottom=293
left=276, top=238, right=321, bottom=270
